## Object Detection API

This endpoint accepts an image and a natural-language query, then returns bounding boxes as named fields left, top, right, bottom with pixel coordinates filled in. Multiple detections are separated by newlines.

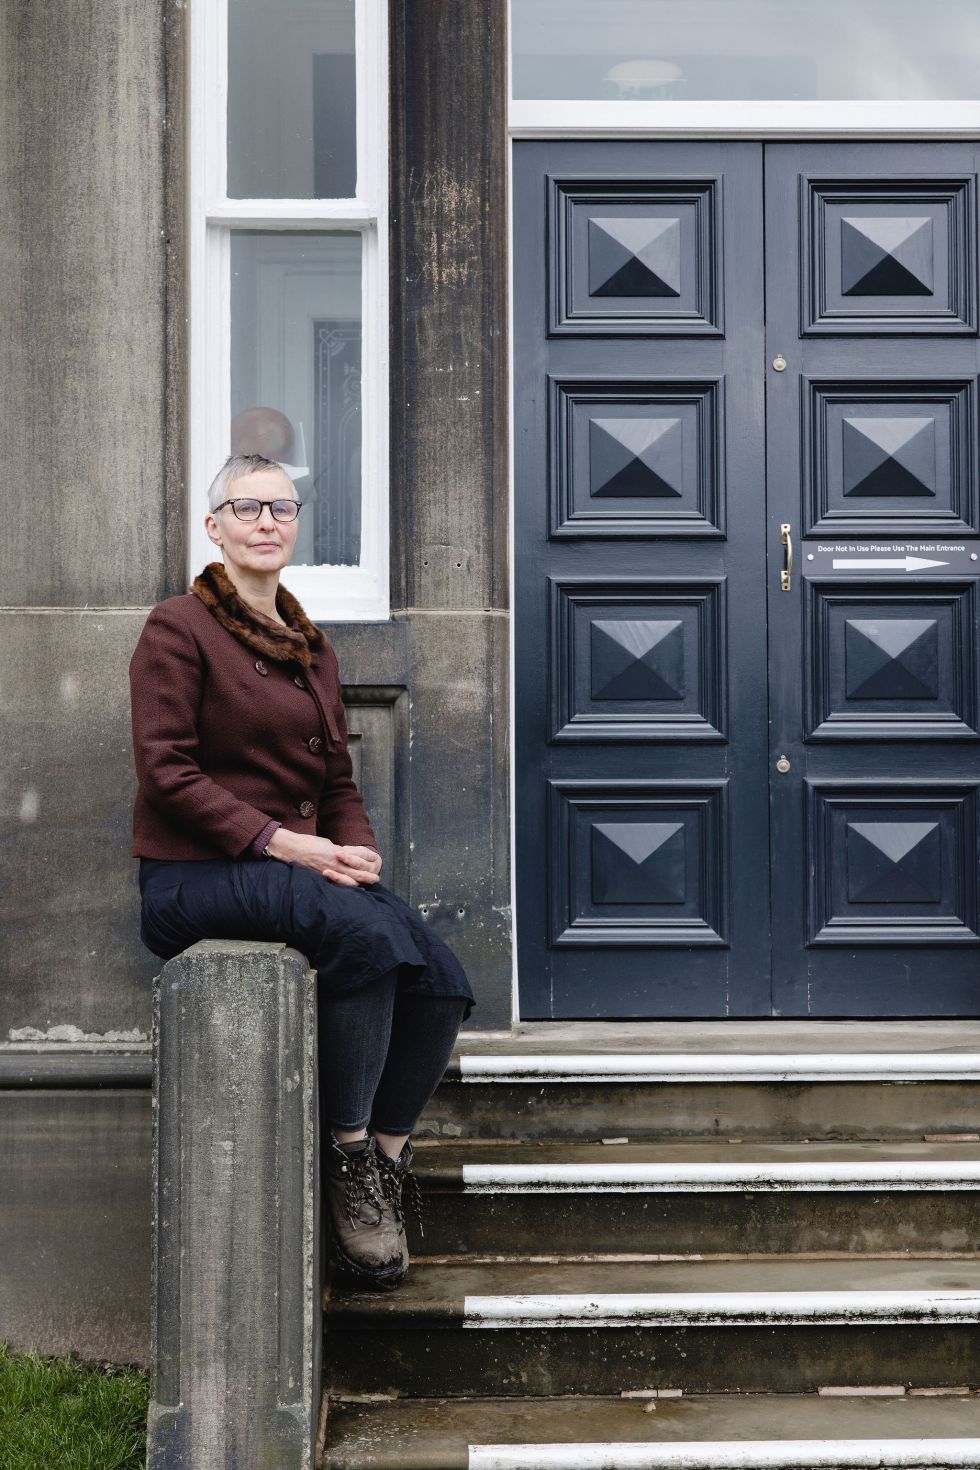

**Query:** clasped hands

left=263, top=829, right=383, bottom=888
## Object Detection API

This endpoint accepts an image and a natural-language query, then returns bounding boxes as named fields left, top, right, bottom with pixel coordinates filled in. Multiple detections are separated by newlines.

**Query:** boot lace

left=377, top=1149, right=425, bottom=1239
left=340, top=1144, right=385, bottom=1229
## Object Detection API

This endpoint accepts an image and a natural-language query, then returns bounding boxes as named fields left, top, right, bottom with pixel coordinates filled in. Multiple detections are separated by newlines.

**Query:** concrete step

left=323, top=1256, right=980, bottom=1397
left=420, top=1023, right=980, bottom=1141
left=407, top=1139, right=980, bottom=1255
left=323, top=1393, right=980, bottom=1470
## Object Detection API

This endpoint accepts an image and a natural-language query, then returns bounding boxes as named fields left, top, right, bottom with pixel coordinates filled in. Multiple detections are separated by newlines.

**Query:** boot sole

left=330, top=1238, right=408, bottom=1292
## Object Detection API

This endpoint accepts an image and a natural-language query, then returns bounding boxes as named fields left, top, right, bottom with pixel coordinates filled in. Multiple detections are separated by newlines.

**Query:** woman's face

left=205, top=469, right=299, bottom=577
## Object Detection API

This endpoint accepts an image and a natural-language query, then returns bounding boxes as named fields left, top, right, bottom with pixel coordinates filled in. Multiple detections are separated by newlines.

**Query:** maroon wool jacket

left=129, top=592, right=379, bottom=861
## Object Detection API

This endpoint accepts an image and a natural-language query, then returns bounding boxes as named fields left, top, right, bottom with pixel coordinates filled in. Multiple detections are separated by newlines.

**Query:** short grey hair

left=207, top=453, right=295, bottom=514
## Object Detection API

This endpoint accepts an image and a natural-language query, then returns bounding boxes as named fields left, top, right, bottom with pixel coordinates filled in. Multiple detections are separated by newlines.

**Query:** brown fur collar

left=190, top=561, right=326, bottom=668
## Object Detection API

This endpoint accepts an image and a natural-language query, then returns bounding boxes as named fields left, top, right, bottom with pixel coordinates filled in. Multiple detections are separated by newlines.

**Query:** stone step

left=424, top=1069, right=980, bottom=1143
left=323, top=1256, right=980, bottom=1397
left=408, top=1138, right=980, bottom=1254
left=323, top=1393, right=980, bottom=1470
left=420, top=1024, right=980, bottom=1141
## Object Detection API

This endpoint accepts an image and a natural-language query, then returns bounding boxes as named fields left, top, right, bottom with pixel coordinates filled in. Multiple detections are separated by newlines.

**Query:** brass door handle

left=780, top=523, right=793, bottom=592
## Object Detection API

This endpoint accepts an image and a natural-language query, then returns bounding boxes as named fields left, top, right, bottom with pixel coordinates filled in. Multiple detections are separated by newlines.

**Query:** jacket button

left=308, top=735, right=323, bottom=753
left=255, top=659, right=268, bottom=676
left=298, top=800, right=315, bottom=818
left=293, top=675, right=305, bottom=688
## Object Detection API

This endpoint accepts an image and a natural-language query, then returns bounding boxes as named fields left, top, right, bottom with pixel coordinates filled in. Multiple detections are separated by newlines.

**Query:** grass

left=0, top=1339, right=149, bottom=1470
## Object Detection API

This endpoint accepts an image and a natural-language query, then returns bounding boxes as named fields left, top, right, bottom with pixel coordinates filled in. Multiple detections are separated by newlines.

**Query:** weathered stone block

left=0, top=1084, right=151, bottom=1364
left=148, top=941, right=320, bottom=1470
left=0, top=0, right=168, bottom=606
left=0, top=610, right=156, bottom=1042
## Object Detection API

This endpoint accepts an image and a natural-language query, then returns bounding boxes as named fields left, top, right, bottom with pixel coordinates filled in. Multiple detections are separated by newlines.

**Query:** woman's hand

left=264, top=829, right=383, bottom=887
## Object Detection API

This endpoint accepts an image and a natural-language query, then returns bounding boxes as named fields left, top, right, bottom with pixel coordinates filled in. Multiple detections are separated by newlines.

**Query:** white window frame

left=189, top=0, right=389, bottom=621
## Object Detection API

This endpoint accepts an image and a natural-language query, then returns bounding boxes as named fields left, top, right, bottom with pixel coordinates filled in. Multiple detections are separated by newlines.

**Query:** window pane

left=230, top=232, right=362, bottom=566
left=511, top=0, right=980, bottom=101
left=228, top=0, right=356, bottom=198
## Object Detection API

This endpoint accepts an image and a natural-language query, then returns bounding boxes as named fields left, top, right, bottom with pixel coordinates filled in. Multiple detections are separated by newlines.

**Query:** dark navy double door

left=513, top=141, right=980, bottom=1018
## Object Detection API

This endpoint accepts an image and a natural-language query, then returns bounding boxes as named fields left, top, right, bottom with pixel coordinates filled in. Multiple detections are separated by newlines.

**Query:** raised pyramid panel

left=803, top=179, right=976, bottom=335
left=844, top=618, right=939, bottom=701
left=591, top=821, right=687, bottom=905
left=588, top=216, right=682, bottom=298
left=589, top=417, right=684, bottom=499
left=806, top=783, right=979, bottom=945
left=841, top=415, right=936, bottom=499
left=802, top=378, right=978, bottom=538
left=805, top=583, right=979, bottom=741
left=553, top=380, right=724, bottom=537
left=846, top=820, right=942, bottom=904
left=552, top=581, right=726, bottom=742
left=551, top=180, right=721, bottom=335
left=551, top=782, right=728, bottom=946
left=840, top=215, right=934, bottom=297
left=590, top=619, right=685, bottom=702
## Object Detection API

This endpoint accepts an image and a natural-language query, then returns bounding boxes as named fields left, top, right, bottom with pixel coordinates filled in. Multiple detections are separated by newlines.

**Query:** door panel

left=514, top=139, right=980, bottom=1020
left=801, top=376, right=978, bottom=539
left=765, top=143, right=980, bottom=1016
left=513, top=141, right=769, bottom=1018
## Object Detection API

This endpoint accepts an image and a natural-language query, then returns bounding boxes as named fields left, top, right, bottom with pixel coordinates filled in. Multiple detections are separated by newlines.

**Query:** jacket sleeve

left=316, top=645, right=380, bottom=853
left=130, top=604, right=274, bottom=858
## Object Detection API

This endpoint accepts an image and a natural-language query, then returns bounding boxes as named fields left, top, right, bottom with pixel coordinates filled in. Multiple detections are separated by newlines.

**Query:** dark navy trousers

left=139, top=856, right=474, bottom=1133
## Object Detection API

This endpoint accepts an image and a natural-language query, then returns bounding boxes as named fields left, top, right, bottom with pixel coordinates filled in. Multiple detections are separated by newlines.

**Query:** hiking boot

left=323, top=1134, right=405, bottom=1289
left=374, top=1138, right=423, bottom=1281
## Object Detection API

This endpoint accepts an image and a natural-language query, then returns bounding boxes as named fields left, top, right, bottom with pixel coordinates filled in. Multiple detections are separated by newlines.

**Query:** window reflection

left=228, top=0, right=356, bottom=198
left=230, top=232, right=362, bottom=566
left=511, top=0, right=980, bottom=101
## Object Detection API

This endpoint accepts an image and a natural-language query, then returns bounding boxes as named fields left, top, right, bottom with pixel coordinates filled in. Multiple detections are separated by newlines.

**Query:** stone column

left=147, top=940, right=320, bottom=1470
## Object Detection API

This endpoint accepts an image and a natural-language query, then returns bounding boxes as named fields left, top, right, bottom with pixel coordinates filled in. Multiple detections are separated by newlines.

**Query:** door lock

left=776, top=756, right=791, bottom=774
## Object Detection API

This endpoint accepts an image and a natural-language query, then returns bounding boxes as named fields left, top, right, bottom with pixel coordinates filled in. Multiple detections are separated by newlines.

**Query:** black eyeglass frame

left=213, top=497, right=304, bottom=522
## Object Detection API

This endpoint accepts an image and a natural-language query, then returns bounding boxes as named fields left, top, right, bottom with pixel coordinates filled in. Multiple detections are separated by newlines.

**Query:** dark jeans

left=319, top=971, right=466, bottom=1133
left=139, top=856, right=473, bottom=1135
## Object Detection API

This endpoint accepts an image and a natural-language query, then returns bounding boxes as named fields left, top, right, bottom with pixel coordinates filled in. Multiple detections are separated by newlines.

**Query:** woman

left=130, top=452, right=475, bottom=1291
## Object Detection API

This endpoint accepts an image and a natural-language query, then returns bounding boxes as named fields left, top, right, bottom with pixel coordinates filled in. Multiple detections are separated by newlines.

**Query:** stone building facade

left=0, top=0, right=508, bottom=1363
left=2, top=0, right=978, bottom=1369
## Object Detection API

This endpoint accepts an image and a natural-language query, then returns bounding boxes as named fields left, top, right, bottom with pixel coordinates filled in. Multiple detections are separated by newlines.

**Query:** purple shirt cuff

left=249, top=820, right=282, bottom=858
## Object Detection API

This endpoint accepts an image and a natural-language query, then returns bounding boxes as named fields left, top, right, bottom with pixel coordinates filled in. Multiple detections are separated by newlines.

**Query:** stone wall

left=0, top=0, right=510, bottom=1363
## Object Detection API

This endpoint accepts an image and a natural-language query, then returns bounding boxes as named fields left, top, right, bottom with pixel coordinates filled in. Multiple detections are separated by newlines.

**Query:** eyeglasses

left=213, top=497, right=304, bottom=522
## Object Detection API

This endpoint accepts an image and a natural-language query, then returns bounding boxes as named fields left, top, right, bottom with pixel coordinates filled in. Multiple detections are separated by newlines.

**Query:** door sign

left=807, top=543, right=980, bottom=575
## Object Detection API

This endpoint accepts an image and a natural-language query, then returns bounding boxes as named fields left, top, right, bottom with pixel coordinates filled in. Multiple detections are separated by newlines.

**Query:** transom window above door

left=511, top=0, right=980, bottom=100
left=190, top=0, right=389, bottom=621
left=509, top=0, right=980, bottom=132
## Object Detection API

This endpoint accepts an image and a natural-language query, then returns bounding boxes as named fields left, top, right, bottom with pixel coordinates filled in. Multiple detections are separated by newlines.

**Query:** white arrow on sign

left=832, top=555, right=948, bottom=571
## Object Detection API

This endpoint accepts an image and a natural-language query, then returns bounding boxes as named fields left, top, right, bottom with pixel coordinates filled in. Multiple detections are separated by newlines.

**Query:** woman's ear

left=204, top=512, right=222, bottom=547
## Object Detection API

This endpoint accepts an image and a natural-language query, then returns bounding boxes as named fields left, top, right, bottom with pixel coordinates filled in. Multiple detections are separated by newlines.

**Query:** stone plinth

left=147, top=940, right=320, bottom=1469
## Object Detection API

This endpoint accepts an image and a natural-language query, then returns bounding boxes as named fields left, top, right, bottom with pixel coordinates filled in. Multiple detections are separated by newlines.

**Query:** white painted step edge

left=468, top=1441, right=980, bottom=1469
left=458, top=1054, right=980, bottom=1083
left=461, top=1291, right=980, bottom=1328
left=460, top=1161, right=980, bottom=1193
